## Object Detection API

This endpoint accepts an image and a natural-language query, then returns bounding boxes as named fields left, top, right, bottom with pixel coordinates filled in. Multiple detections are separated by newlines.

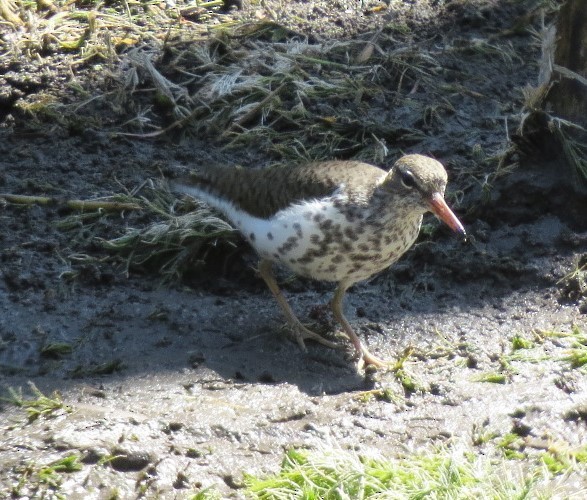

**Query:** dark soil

left=1, top=0, right=586, bottom=498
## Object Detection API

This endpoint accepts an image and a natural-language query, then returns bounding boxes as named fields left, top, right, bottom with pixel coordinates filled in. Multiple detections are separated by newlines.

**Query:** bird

left=172, top=154, right=465, bottom=367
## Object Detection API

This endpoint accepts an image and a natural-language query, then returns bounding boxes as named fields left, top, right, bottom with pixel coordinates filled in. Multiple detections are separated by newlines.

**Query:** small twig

left=553, top=64, right=587, bottom=87
left=0, top=194, right=142, bottom=212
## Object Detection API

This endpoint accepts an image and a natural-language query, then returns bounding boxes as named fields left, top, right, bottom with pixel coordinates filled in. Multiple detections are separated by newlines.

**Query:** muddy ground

left=1, top=0, right=586, bottom=498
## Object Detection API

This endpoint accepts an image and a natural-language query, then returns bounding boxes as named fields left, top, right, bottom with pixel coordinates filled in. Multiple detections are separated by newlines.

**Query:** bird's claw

left=357, top=349, right=391, bottom=371
left=288, top=322, right=341, bottom=351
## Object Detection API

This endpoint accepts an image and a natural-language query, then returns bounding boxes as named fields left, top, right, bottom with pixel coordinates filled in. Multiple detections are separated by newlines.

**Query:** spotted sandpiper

left=173, top=154, right=465, bottom=367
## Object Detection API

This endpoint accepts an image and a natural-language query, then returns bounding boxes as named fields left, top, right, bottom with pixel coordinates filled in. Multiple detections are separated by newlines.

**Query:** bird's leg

left=331, top=284, right=389, bottom=368
left=257, top=259, right=340, bottom=350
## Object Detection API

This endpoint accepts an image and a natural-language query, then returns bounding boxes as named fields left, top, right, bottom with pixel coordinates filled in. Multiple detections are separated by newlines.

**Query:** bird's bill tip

left=429, top=193, right=466, bottom=236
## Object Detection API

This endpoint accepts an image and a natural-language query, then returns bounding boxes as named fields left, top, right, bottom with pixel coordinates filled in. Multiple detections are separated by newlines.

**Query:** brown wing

left=182, top=161, right=386, bottom=218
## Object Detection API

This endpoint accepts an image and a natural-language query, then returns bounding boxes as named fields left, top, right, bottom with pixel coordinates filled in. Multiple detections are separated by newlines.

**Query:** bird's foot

left=286, top=321, right=341, bottom=351
left=356, top=345, right=390, bottom=370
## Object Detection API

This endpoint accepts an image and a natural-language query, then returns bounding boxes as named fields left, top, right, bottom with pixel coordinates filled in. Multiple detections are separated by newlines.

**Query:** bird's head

left=380, top=154, right=466, bottom=236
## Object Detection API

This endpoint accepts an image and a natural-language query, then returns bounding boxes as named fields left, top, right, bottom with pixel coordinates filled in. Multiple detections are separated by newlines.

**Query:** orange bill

left=429, top=192, right=466, bottom=236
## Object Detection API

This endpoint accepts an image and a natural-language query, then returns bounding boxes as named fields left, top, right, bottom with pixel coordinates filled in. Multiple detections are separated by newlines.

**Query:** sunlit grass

left=488, top=325, right=587, bottom=373
left=1, top=0, right=447, bottom=165
left=245, top=445, right=572, bottom=499
left=1, top=382, right=72, bottom=422
left=10, top=454, right=83, bottom=497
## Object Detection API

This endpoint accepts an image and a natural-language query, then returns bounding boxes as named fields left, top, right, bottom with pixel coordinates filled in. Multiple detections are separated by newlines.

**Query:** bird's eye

left=400, top=170, right=417, bottom=189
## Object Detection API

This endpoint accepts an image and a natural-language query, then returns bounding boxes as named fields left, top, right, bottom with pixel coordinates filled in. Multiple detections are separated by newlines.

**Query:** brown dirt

left=1, top=0, right=586, bottom=498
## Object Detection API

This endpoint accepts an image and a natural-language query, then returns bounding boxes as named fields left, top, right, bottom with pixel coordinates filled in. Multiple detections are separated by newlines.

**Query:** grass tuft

left=245, top=444, right=559, bottom=499
left=10, top=454, right=83, bottom=497
left=99, top=180, right=236, bottom=279
left=53, top=179, right=236, bottom=279
left=1, top=381, right=71, bottom=422
left=558, top=256, right=587, bottom=304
